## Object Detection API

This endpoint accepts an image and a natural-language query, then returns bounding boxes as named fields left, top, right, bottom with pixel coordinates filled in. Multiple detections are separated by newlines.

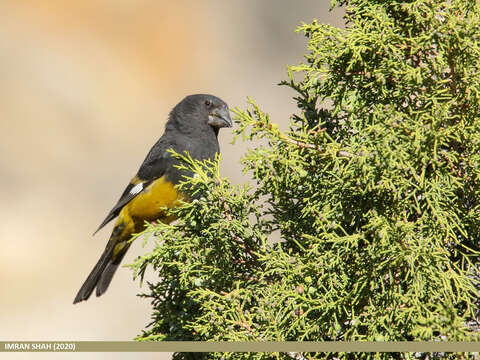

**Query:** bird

left=73, top=94, right=232, bottom=304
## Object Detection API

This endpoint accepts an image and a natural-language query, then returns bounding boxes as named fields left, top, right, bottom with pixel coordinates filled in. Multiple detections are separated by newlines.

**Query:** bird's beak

left=208, top=107, right=232, bottom=128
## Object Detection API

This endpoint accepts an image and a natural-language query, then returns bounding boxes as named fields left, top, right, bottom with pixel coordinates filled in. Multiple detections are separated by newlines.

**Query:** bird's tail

left=73, top=232, right=131, bottom=304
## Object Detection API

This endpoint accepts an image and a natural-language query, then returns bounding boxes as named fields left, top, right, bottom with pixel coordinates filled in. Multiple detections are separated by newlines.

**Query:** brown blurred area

left=0, top=1, right=343, bottom=359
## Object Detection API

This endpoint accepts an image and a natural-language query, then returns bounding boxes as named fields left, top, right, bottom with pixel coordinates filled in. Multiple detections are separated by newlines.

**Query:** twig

left=281, top=135, right=360, bottom=159
left=258, top=116, right=369, bottom=158
left=280, top=135, right=318, bottom=149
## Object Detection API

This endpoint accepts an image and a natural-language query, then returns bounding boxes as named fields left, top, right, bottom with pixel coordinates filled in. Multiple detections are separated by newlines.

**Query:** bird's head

left=168, top=94, right=232, bottom=135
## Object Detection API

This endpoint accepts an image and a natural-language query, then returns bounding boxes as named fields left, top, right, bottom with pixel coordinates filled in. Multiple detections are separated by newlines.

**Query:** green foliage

left=132, top=0, right=480, bottom=358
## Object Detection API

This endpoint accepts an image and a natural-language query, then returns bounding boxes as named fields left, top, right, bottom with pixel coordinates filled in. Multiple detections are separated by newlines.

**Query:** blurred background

left=0, top=1, right=343, bottom=359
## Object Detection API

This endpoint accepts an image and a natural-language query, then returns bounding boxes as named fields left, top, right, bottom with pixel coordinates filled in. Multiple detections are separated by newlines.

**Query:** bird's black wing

left=93, top=138, right=173, bottom=235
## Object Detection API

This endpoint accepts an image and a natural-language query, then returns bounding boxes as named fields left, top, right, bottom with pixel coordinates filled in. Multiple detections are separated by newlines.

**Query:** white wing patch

left=129, top=183, right=144, bottom=196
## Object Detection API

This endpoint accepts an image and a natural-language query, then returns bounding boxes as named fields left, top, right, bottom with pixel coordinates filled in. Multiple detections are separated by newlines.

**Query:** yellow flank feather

left=111, top=176, right=183, bottom=255
left=127, top=176, right=182, bottom=220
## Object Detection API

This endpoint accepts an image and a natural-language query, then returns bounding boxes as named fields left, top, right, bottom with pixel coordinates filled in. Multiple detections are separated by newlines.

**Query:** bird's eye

left=205, top=100, right=211, bottom=107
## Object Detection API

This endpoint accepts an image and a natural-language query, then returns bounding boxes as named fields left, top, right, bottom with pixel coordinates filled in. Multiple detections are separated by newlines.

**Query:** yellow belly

left=114, top=176, right=182, bottom=238
left=127, top=176, right=181, bottom=221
